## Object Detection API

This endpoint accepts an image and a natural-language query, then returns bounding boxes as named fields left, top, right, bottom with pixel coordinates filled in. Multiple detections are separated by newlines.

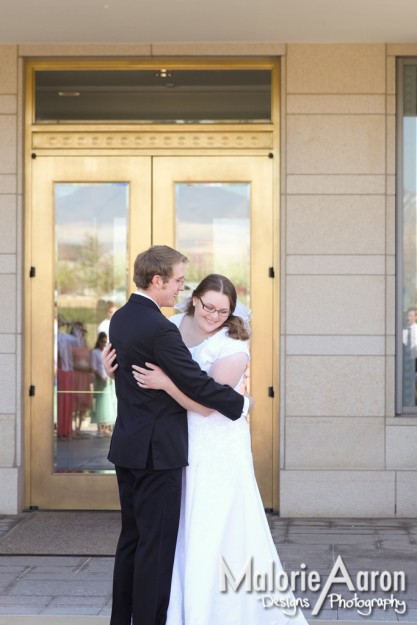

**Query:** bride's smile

left=191, top=290, right=231, bottom=336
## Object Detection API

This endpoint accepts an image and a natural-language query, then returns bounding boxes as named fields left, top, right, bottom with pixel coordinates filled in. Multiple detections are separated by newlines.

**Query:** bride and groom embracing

left=105, top=245, right=307, bottom=625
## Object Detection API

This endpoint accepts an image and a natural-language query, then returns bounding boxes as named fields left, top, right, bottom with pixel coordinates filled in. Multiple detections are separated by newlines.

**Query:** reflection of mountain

left=176, top=184, right=249, bottom=223
left=58, top=243, right=84, bottom=260
left=55, top=182, right=247, bottom=224
left=55, top=183, right=128, bottom=224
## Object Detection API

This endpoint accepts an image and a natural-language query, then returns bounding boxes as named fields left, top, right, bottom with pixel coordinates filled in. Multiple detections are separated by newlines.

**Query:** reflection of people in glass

left=71, top=322, right=93, bottom=434
left=57, top=319, right=81, bottom=439
left=91, top=332, right=117, bottom=437
left=98, top=301, right=118, bottom=336
left=403, top=307, right=417, bottom=406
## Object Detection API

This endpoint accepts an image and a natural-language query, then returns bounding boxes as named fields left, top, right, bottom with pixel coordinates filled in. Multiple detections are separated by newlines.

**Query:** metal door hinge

left=29, top=266, right=36, bottom=278
left=268, top=267, right=275, bottom=278
left=268, top=386, right=275, bottom=398
left=29, top=385, right=35, bottom=397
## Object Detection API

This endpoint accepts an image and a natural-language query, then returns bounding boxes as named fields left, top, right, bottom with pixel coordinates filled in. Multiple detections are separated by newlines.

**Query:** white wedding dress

left=167, top=313, right=308, bottom=625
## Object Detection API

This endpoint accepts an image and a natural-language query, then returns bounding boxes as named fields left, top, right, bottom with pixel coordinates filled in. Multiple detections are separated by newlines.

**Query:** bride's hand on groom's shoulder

left=103, top=343, right=118, bottom=379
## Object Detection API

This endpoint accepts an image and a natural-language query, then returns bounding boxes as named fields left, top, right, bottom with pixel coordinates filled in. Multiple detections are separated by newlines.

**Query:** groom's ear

left=151, top=274, right=162, bottom=289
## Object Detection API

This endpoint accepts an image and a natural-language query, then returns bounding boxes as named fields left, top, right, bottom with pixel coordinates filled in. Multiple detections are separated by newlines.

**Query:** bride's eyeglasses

left=198, top=297, right=230, bottom=318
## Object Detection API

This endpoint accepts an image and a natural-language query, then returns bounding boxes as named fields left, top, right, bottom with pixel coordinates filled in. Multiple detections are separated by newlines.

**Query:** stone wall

left=280, top=44, right=417, bottom=517
left=0, top=45, right=22, bottom=513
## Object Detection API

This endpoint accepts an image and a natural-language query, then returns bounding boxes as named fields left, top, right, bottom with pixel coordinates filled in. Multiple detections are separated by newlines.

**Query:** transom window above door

left=34, top=67, right=272, bottom=124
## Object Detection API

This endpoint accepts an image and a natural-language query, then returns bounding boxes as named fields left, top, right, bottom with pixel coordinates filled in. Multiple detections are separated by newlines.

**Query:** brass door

left=28, top=154, right=276, bottom=509
left=29, top=155, right=151, bottom=508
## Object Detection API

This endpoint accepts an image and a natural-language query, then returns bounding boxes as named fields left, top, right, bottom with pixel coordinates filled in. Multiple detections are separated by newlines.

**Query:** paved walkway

left=0, top=515, right=416, bottom=624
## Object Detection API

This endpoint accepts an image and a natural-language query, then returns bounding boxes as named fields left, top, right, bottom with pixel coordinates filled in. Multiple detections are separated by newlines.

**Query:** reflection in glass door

left=175, top=182, right=252, bottom=403
left=54, top=183, right=128, bottom=473
left=176, top=183, right=250, bottom=309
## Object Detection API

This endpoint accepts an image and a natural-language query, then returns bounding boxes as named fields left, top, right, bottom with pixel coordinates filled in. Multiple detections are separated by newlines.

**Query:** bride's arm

left=103, top=341, right=211, bottom=415
left=133, top=352, right=249, bottom=417
left=132, top=363, right=212, bottom=416
left=207, top=353, right=249, bottom=389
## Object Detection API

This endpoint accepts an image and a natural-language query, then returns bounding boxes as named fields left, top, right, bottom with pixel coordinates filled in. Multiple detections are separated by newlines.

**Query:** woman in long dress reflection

left=91, top=331, right=117, bottom=437
left=71, top=322, right=93, bottom=434
left=56, top=319, right=79, bottom=439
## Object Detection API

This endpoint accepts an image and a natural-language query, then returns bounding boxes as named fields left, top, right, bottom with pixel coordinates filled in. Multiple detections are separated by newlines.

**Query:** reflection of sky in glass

left=176, top=182, right=250, bottom=306
left=403, top=118, right=417, bottom=196
left=402, top=118, right=417, bottom=314
left=55, top=183, right=128, bottom=247
left=54, top=182, right=129, bottom=307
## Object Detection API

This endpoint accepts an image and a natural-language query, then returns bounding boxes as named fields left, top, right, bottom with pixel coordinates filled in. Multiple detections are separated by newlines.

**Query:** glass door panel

left=175, top=183, right=250, bottom=308
left=55, top=182, right=128, bottom=472
left=153, top=156, right=275, bottom=507
left=30, top=156, right=151, bottom=508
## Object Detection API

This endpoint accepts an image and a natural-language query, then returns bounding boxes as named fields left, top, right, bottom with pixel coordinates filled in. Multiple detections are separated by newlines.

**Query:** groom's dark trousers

left=108, top=294, right=244, bottom=625
left=111, top=463, right=181, bottom=625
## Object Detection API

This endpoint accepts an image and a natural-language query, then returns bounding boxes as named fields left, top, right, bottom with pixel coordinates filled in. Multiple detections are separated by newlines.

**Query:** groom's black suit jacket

left=108, top=293, right=244, bottom=470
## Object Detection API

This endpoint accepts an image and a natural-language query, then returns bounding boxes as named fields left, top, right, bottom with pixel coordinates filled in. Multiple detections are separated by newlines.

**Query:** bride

left=104, top=274, right=308, bottom=625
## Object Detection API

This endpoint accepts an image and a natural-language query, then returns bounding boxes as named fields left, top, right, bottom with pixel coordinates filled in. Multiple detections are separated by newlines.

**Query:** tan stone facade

left=280, top=44, right=416, bottom=517
left=1, top=43, right=416, bottom=515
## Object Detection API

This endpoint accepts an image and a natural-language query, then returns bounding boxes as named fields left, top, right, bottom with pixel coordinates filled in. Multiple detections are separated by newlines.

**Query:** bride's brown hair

left=185, top=274, right=250, bottom=341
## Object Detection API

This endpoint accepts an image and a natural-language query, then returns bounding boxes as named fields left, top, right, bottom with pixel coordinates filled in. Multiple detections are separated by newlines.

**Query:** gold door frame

left=24, top=58, right=281, bottom=511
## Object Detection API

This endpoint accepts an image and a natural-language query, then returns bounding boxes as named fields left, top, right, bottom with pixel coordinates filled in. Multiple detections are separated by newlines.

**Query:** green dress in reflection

left=91, top=347, right=117, bottom=427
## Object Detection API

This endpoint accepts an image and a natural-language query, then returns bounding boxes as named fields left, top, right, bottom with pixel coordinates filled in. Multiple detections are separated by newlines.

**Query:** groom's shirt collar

left=134, top=290, right=160, bottom=309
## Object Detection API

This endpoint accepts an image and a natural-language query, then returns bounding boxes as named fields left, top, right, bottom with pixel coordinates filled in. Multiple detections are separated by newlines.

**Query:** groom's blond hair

left=133, top=245, right=188, bottom=289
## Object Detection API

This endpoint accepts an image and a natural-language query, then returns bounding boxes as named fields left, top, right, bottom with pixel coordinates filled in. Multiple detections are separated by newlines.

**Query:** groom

left=107, top=245, right=249, bottom=625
